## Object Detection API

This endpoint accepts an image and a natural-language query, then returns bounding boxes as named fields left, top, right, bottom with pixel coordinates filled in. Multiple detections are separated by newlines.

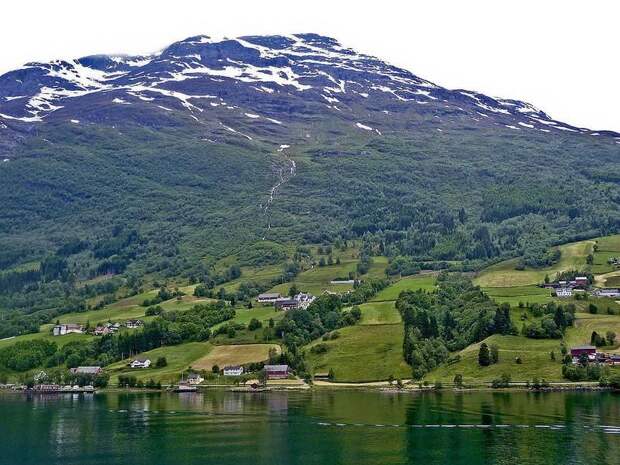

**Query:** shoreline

left=1, top=384, right=615, bottom=395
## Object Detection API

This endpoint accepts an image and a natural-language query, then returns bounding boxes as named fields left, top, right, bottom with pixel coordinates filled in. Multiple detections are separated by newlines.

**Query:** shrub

left=310, top=343, right=329, bottom=355
left=478, top=343, right=491, bottom=366
left=248, top=318, right=262, bottom=331
left=491, top=373, right=511, bottom=388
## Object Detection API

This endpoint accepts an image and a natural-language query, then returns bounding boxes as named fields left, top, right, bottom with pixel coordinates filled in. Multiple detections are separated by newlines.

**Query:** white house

left=130, top=359, right=151, bottom=369
left=555, top=288, right=573, bottom=298
left=187, top=373, right=204, bottom=385
left=125, top=319, right=143, bottom=329
left=223, top=366, right=244, bottom=376
left=293, top=293, right=315, bottom=309
left=53, top=324, right=84, bottom=336
left=257, top=293, right=281, bottom=304
left=596, top=288, right=620, bottom=298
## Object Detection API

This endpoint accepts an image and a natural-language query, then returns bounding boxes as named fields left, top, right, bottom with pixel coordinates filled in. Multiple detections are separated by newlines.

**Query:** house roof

left=133, top=358, right=150, bottom=363
left=571, top=345, right=596, bottom=350
left=187, top=373, right=203, bottom=378
left=73, top=366, right=101, bottom=374
left=265, top=365, right=288, bottom=371
left=224, top=365, right=243, bottom=370
left=258, top=293, right=281, bottom=298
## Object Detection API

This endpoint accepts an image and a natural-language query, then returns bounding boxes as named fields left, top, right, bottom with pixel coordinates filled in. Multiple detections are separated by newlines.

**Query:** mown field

left=191, top=343, right=280, bottom=371
left=483, top=285, right=553, bottom=307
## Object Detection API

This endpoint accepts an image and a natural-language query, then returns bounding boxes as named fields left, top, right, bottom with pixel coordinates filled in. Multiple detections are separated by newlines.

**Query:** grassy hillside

left=191, top=343, right=280, bottom=371
left=425, top=335, right=564, bottom=383
left=269, top=254, right=388, bottom=296
left=357, top=301, right=401, bottom=325
left=107, top=342, right=213, bottom=384
left=592, top=235, right=620, bottom=274
left=5, top=234, right=620, bottom=386
left=305, top=324, right=410, bottom=382
left=483, top=286, right=553, bottom=307
left=425, top=311, right=620, bottom=384
left=474, top=240, right=594, bottom=288
left=371, top=274, right=437, bottom=301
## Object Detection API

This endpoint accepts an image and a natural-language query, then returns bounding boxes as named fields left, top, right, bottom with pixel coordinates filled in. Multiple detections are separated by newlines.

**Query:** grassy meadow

left=371, top=274, right=437, bottom=301
left=357, top=301, right=401, bottom=325
left=474, top=240, right=594, bottom=288
left=106, top=342, right=213, bottom=384
left=305, top=324, right=410, bottom=382
left=191, top=343, right=280, bottom=371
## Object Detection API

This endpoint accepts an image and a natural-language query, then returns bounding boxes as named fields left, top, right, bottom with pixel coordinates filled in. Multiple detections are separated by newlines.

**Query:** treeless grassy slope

left=305, top=324, right=410, bottom=382
left=474, top=240, right=594, bottom=288
left=192, top=343, right=281, bottom=371
left=357, top=301, right=402, bottom=325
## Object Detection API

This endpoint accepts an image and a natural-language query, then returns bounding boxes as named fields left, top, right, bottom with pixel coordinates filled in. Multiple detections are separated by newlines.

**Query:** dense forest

left=1, top=54, right=619, bottom=336
left=397, top=274, right=516, bottom=379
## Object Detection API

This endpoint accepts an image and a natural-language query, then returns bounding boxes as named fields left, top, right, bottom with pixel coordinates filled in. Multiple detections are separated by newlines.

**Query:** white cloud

left=0, top=0, right=618, bottom=131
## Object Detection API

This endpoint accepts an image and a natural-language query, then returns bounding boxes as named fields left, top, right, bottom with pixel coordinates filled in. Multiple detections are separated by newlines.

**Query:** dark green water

left=2, top=390, right=620, bottom=465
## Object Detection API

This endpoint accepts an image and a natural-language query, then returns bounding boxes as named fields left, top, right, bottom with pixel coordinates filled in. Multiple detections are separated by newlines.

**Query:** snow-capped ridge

left=0, top=33, right=616, bottom=138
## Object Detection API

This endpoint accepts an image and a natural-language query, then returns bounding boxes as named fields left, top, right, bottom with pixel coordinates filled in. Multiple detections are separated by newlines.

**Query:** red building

left=570, top=345, right=597, bottom=363
left=265, top=365, right=289, bottom=379
left=574, top=277, right=589, bottom=287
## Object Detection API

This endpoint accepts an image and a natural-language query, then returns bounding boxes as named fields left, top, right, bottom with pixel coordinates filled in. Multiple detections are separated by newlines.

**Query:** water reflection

left=1, top=390, right=619, bottom=465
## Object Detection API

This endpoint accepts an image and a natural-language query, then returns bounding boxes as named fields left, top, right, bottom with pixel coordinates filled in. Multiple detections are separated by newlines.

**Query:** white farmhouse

left=223, top=366, right=244, bottom=376
left=53, top=324, right=84, bottom=336
left=555, top=288, right=573, bottom=298
left=130, top=359, right=152, bottom=369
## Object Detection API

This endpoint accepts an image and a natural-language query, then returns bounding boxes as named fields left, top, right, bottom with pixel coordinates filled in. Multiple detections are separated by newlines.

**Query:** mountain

left=2, top=34, right=619, bottom=140
left=0, top=34, right=619, bottom=319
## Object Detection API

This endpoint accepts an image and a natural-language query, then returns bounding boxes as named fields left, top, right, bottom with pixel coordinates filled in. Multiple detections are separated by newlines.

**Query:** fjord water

left=2, top=390, right=619, bottom=465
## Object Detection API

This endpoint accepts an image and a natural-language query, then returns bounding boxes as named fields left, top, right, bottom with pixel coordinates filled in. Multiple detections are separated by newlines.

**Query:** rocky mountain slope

left=2, top=34, right=618, bottom=153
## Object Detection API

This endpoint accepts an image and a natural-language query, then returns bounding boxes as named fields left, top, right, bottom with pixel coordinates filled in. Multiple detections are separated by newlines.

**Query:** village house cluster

left=570, top=345, right=620, bottom=365
left=542, top=276, right=589, bottom=298
left=542, top=276, right=620, bottom=299
left=52, top=319, right=143, bottom=337
left=256, top=292, right=316, bottom=310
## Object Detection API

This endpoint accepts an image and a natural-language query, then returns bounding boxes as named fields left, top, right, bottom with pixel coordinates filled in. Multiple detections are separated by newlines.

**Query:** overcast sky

left=2, top=0, right=618, bottom=131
